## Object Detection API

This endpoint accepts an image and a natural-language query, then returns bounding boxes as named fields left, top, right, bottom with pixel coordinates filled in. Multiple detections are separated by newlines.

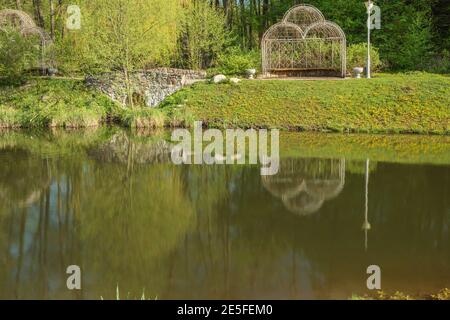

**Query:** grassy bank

left=0, top=78, right=112, bottom=128
left=0, top=78, right=191, bottom=129
left=163, top=73, right=450, bottom=134
left=1, top=73, right=449, bottom=134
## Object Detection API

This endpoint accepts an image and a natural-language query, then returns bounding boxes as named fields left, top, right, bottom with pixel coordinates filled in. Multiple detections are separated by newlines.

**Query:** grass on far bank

left=162, top=72, right=450, bottom=134
left=1, top=73, right=449, bottom=134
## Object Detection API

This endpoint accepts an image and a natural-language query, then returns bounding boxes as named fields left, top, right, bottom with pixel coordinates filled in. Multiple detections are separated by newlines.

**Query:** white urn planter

left=246, top=69, right=256, bottom=80
left=353, top=67, right=364, bottom=79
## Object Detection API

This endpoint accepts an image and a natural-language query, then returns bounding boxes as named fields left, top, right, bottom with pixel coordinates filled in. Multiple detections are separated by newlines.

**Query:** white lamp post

left=365, top=1, right=374, bottom=79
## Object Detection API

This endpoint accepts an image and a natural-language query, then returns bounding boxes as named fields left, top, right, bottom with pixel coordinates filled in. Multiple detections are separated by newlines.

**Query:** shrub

left=0, top=29, right=40, bottom=84
left=117, top=107, right=166, bottom=128
left=50, top=106, right=105, bottom=128
left=383, top=10, right=435, bottom=70
left=178, top=1, right=231, bottom=70
left=0, top=106, right=22, bottom=128
left=0, top=79, right=115, bottom=128
left=346, top=43, right=381, bottom=73
left=425, top=50, right=450, bottom=74
left=210, top=47, right=261, bottom=76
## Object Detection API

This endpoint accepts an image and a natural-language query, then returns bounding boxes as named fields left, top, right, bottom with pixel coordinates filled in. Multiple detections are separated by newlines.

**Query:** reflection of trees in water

left=262, top=158, right=345, bottom=215
left=164, top=161, right=450, bottom=299
left=0, top=130, right=195, bottom=298
left=0, top=130, right=230, bottom=299
left=87, top=131, right=172, bottom=165
left=0, top=130, right=449, bottom=299
left=0, top=148, right=82, bottom=299
left=0, top=148, right=51, bottom=210
left=78, top=163, right=194, bottom=299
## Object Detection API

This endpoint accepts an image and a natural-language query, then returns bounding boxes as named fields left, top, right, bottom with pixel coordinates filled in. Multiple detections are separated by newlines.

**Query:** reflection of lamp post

left=362, top=159, right=371, bottom=251
left=365, top=1, right=374, bottom=79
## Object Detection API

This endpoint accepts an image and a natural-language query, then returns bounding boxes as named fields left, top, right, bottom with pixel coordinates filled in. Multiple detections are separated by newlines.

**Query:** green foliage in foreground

left=0, top=78, right=190, bottom=129
left=0, top=29, right=40, bottom=84
left=351, top=288, right=450, bottom=300
left=164, top=73, right=450, bottom=134
left=208, top=47, right=261, bottom=76
left=0, top=79, right=114, bottom=128
left=347, top=43, right=381, bottom=72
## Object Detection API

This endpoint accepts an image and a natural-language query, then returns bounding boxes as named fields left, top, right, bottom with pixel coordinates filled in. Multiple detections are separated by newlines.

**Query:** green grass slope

left=0, top=78, right=115, bottom=128
left=163, top=73, right=450, bottom=134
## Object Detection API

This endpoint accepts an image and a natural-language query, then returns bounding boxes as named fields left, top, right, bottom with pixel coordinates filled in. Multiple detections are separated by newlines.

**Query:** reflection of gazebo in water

left=262, top=158, right=345, bottom=215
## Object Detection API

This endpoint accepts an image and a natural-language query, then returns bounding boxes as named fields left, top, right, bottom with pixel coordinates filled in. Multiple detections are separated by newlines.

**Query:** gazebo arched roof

left=261, top=175, right=306, bottom=199
left=282, top=4, right=325, bottom=29
left=0, top=9, right=51, bottom=44
left=304, top=21, right=346, bottom=40
left=305, top=178, right=345, bottom=201
left=0, top=9, right=36, bottom=31
left=262, top=22, right=304, bottom=40
left=282, top=192, right=324, bottom=216
left=261, top=158, right=346, bottom=216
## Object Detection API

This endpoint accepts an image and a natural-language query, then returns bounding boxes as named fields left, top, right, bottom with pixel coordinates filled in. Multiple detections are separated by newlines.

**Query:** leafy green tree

left=347, top=43, right=381, bottom=72
left=398, top=11, right=435, bottom=70
left=212, top=46, right=261, bottom=75
left=178, top=0, right=231, bottom=70
left=371, top=1, right=435, bottom=70
left=63, top=0, right=181, bottom=107
left=0, top=28, right=40, bottom=84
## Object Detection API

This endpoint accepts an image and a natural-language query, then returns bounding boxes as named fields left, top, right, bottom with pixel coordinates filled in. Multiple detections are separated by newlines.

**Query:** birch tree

left=81, top=0, right=180, bottom=107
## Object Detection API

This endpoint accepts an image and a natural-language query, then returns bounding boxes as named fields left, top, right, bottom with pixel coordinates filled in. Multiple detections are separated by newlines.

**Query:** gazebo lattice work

left=0, top=9, right=53, bottom=73
left=261, top=4, right=346, bottom=78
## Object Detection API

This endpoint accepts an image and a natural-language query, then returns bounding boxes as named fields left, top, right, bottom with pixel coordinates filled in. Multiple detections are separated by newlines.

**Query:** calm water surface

left=0, top=128, right=449, bottom=299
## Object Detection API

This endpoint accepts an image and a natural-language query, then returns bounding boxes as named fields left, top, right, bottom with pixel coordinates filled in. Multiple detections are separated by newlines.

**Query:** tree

left=76, top=0, right=181, bottom=107
left=0, top=28, right=40, bottom=83
left=179, top=0, right=230, bottom=70
left=49, top=0, right=55, bottom=40
left=32, top=0, right=44, bottom=28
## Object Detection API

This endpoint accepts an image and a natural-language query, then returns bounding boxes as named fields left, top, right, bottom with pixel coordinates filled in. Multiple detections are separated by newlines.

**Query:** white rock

left=230, top=78, right=241, bottom=84
left=212, top=74, right=227, bottom=83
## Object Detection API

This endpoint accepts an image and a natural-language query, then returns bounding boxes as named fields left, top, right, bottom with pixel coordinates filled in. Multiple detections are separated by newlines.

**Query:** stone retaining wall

left=85, top=68, right=206, bottom=107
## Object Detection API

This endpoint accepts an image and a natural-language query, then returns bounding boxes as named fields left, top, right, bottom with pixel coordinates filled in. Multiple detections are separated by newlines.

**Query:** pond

left=0, top=127, right=449, bottom=299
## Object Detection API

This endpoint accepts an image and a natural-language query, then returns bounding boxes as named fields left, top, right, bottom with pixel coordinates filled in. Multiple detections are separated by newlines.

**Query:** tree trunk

left=262, top=0, right=269, bottom=29
left=124, top=67, right=134, bottom=109
left=58, top=0, right=65, bottom=39
left=33, top=0, right=45, bottom=28
left=227, top=0, right=234, bottom=29
left=124, top=39, right=134, bottom=109
left=240, top=0, right=246, bottom=48
left=15, top=0, right=21, bottom=10
left=49, top=0, right=55, bottom=40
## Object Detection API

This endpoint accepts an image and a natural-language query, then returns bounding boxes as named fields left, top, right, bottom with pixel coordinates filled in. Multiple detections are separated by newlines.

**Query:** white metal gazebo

left=262, top=4, right=346, bottom=78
